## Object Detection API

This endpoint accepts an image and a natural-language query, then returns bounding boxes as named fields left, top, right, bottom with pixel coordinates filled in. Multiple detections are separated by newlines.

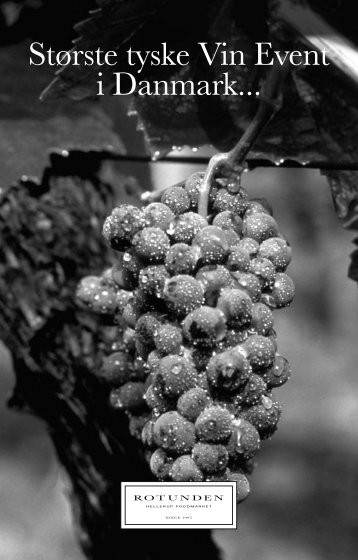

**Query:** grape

left=243, top=213, right=278, bottom=243
left=258, top=237, right=292, bottom=271
left=193, top=226, right=230, bottom=265
left=185, top=171, right=205, bottom=208
left=195, top=406, right=233, bottom=443
left=192, top=442, right=228, bottom=473
left=165, top=243, right=200, bottom=275
left=250, top=303, right=274, bottom=335
left=163, top=275, right=204, bottom=317
left=138, top=265, right=169, bottom=298
left=224, top=229, right=241, bottom=248
left=92, top=288, right=120, bottom=314
left=132, top=227, right=170, bottom=263
left=243, top=334, right=276, bottom=371
left=155, top=355, right=199, bottom=399
left=100, top=352, right=133, bottom=385
left=240, top=374, right=267, bottom=406
left=207, top=349, right=251, bottom=393
left=103, top=205, right=145, bottom=250
left=76, top=275, right=100, bottom=302
left=177, top=387, right=211, bottom=421
left=262, top=273, right=295, bottom=308
left=213, top=189, right=248, bottom=215
left=217, top=288, right=253, bottom=328
left=196, top=265, right=234, bottom=306
left=253, top=197, right=274, bottom=214
left=143, top=202, right=175, bottom=230
left=236, top=237, right=259, bottom=257
left=182, top=306, right=226, bottom=346
left=129, top=414, right=150, bottom=440
left=135, top=314, right=161, bottom=350
left=245, top=199, right=273, bottom=217
left=144, top=385, right=171, bottom=414
left=213, top=398, right=237, bottom=416
left=171, top=455, right=204, bottom=481
left=161, top=186, right=191, bottom=215
left=213, top=211, right=243, bottom=235
left=167, top=212, right=207, bottom=244
left=115, top=290, right=133, bottom=313
left=225, top=182, right=247, bottom=197
left=222, top=328, right=249, bottom=348
left=242, top=395, right=282, bottom=438
left=263, top=354, right=291, bottom=388
left=153, top=411, right=196, bottom=453
left=154, top=324, right=183, bottom=356
left=231, top=272, right=262, bottom=302
left=227, top=470, right=250, bottom=502
left=110, top=382, right=146, bottom=412
left=249, top=257, right=276, bottom=290
left=227, top=418, right=260, bottom=460
left=227, top=247, right=251, bottom=272
left=150, top=448, right=173, bottom=480
left=77, top=276, right=119, bottom=314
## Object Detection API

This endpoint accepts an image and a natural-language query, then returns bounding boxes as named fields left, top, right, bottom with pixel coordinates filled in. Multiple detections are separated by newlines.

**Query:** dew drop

left=152, top=150, right=161, bottom=161
left=262, top=396, right=273, bottom=410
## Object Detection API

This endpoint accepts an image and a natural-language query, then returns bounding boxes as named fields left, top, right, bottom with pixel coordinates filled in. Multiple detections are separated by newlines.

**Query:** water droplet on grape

left=262, top=396, right=273, bottom=410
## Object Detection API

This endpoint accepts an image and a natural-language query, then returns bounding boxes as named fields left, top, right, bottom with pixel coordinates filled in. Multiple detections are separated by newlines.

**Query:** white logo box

left=121, top=481, right=237, bottom=529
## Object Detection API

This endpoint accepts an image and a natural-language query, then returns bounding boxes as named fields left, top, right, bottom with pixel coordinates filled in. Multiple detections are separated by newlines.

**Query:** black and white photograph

left=0, top=1, right=358, bottom=559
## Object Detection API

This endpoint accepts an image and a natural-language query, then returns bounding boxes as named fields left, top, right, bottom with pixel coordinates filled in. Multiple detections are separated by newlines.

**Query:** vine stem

left=141, top=62, right=289, bottom=209
left=198, top=62, right=289, bottom=218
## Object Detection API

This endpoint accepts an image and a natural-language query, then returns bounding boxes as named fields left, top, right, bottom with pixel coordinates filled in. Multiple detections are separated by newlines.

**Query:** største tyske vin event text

left=29, top=41, right=330, bottom=96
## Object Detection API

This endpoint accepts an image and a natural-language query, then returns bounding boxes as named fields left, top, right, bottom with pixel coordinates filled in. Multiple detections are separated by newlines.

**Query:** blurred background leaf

left=0, top=41, right=124, bottom=185
left=41, top=0, right=358, bottom=168
left=0, top=0, right=125, bottom=185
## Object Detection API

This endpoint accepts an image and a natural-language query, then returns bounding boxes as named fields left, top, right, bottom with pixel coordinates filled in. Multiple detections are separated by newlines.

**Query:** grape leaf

left=41, top=0, right=358, bottom=165
left=0, top=41, right=123, bottom=186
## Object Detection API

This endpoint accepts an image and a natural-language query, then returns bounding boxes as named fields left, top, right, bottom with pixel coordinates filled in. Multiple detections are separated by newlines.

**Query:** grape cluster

left=77, top=171, right=294, bottom=503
